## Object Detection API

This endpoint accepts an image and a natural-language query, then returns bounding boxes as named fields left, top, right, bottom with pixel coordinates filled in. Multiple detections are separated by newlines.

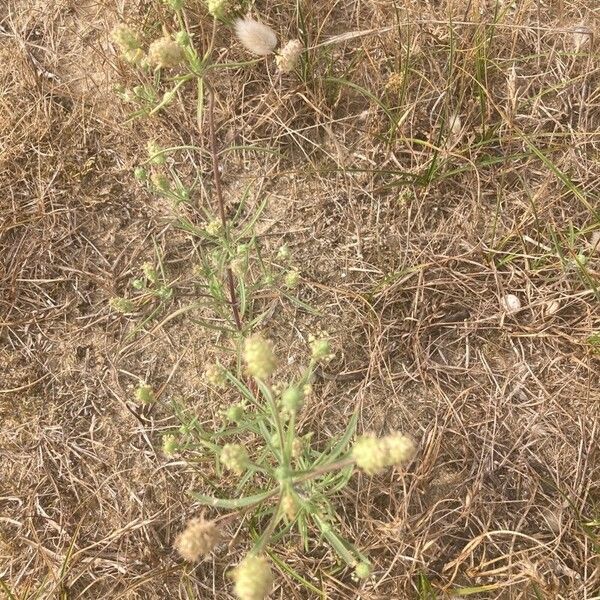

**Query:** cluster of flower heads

left=111, top=24, right=185, bottom=70
left=352, top=433, right=415, bottom=475
left=174, top=516, right=273, bottom=599
left=111, top=12, right=304, bottom=75
left=234, top=17, right=304, bottom=73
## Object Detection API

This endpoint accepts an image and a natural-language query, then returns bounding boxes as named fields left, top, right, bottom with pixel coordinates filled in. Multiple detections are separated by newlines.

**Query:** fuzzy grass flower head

left=234, top=17, right=277, bottom=56
left=221, top=443, right=249, bottom=474
left=162, top=433, right=178, bottom=456
left=276, top=244, right=291, bottom=261
left=205, top=362, right=227, bottom=388
left=232, top=554, right=273, bottom=600
left=244, top=335, right=276, bottom=379
left=283, top=267, right=300, bottom=289
left=309, top=332, right=334, bottom=363
left=353, top=433, right=415, bottom=474
left=111, top=24, right=141, bottom=52
left=384, top=433, right=415, bottom=466
left=281, top=386, right=304, bottom=412
left=354, top=561, right=372, bottom=579
left=109, top=296, right=134, bottom=313
left=207, top=0, right=231, bottom=19
left=135, top=382, right=155, bottom=404
left=205, top=219, right=223, bottom=237
left=352, top=434, right=388, bottom=475
left=148, top=35, right=184, bottom=69
left=225, top=403, right=245, bottom=423
left=281, top=492, right=298, bottom=520
left=150, top=171, right=170, bottom=192
left=276, top=39, right=303, bottom=73
left=175, top=516, right=220, bottom=562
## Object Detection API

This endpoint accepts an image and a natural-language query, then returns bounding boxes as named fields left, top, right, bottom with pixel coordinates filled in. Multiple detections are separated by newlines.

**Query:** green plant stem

left=311, top=514, right=357, bottom=568
left=253, top=494, right=284, bottom=553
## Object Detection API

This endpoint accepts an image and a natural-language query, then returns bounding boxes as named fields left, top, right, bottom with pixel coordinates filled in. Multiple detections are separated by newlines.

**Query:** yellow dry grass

left=1, top=0, right=599, bottom=598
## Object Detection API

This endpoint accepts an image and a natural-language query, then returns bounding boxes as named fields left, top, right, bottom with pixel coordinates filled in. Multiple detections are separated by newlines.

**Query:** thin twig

left=206, top=84, right=243, bottom=332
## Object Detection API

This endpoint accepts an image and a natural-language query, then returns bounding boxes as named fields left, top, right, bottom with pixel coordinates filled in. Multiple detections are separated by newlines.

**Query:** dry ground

left=1, top=0, right=599, bottom=598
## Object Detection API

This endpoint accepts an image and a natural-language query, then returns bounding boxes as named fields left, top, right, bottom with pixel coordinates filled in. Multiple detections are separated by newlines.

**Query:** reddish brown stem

left=207, top=85, right=243, bottom=332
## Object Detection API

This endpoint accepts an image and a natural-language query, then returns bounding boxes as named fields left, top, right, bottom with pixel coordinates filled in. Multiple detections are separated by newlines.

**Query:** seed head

left=244, top=335, right=276, bottom=379
left=232, top=554, right=273, bottom=600
left=124, top=48, right=145, bottom=65
left=111, top=24, right=141, bottom=51
left=134, top=166, right=148, bottom=181
left=383, top=434, right=415, bottom=466
left=354, top=562, right=372, bottom=579
left=135, top=382, right=155, bottom=404
left=234, top=18, right=278, bottom=56
left=309, top=333, right=334, bottom=363
left=385, top=72, right=403, bottom=93
left=142, top=262, right=158, bottom=284
left=283, top=268, right=300, bottom=289
left=276, top=244, right=291, bottom=261
left=352, top=435, right=388, bottom=475
left=276, top=39, right=303, bottom=73
left=281, top=386, right=304, bottom=412
left=226, top=403, right=245, bottom=423
left=207, top=0, right=231, bottom=19
left=221, top=443, right=249, bottom=474
left=148, top=36, right=184, bottom=69
left=205, top=363, right=227, bottom=388
left=205, top=219, right=223, bottom=237
left=174, top=517, right=220, bottom=562
left=109, top=296, right=134, bottom=313
left=291, top=436, right=303, bottom=458
left=162, top=433, right=178, bottom=456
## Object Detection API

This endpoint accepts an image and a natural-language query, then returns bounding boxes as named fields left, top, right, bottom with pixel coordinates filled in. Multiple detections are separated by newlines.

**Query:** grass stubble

left=0, top=0, right=599, bottom=598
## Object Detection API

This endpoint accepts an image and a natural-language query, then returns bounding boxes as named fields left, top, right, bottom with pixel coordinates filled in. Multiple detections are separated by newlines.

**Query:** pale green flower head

left=148, top=36, right=184, bottom=69
left=244, top=335, right=276, bottom=379
left=205, top=219, right=222, bottom=237
left=225, top=403, right=245, bottom=423
left=281, top=386, right=304, bottom=412
left=110, top=296, right=134, bottom=313
left=147, top=141, right=166, bottom=165
left=352, top=435, right=387, bottom=475
left=207, top=0, right=230, bottom=19
left=354, top=562, right=372, bottom=579
left=383, top=434, right=415, bottom=466
left=309, top=333, right=334, bottom=363
left=284, top=268, right=300, bottom=289
left=135, top=382, right=155, bottom=404
left=162, top=433, right=178, bottom=456
left=205, top=363, right=227, bottom=388
left=232, top=554, right=273, bottom=600
left=221, top=443, right=249, bottom=474
left=111, top=24, right=141, bottom=52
